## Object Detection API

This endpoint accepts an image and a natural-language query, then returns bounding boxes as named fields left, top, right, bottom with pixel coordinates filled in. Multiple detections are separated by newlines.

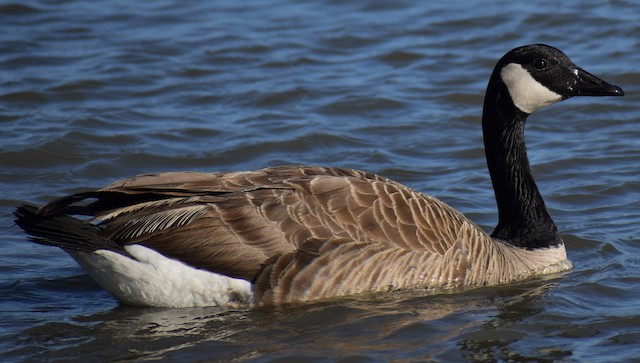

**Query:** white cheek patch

left=500, top=63, right=562, bottom=114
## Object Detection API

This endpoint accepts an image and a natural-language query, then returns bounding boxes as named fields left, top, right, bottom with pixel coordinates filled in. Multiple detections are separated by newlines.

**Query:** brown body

left=34, top=166, right=568, bottom=305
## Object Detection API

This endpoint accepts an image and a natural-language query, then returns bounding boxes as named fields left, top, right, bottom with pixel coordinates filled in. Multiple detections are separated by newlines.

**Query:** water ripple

left=1, top=1, right=639, bottom=362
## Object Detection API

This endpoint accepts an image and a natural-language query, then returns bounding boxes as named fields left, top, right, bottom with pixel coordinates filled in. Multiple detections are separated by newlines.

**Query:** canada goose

left=14, top=44, right=623, bottom=308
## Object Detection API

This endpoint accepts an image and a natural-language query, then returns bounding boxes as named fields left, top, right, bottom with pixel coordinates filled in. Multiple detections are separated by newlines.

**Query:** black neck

left=482, top=79, right=562, bottom=248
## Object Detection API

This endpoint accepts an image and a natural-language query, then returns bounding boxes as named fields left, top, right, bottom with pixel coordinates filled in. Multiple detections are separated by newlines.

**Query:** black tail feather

left=36, top=189, right=219, bottom=217
left=14, top=204, right=128, bottom=255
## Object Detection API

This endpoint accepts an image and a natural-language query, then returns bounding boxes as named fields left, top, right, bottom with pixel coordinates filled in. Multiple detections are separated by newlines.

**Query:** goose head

left=482, top=44, right=624, bottom=248
left=493, top=44, right=624, bottom=115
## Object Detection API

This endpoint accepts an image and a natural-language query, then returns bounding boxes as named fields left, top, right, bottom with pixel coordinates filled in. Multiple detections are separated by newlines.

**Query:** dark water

left=1, top=0, right=638, bottom=361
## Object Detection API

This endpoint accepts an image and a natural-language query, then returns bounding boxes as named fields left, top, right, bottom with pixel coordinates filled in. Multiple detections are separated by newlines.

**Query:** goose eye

left=533, top=58, right=548, bottom=70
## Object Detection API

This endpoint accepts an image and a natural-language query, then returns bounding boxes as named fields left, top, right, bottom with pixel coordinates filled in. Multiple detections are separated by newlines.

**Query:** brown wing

left=36, top=165, right=475, bottom=283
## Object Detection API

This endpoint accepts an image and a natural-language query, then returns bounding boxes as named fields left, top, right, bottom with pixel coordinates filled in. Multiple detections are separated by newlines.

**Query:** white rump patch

left=500, top=63, right=562, bottom=114
left=67, top=245, right=253, bottom=308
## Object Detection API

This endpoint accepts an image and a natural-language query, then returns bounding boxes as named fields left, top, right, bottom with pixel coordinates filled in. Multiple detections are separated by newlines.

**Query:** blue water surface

left=1, top=1, right=639, bottom=361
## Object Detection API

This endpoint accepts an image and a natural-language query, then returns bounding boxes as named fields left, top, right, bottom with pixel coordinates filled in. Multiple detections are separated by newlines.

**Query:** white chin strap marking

left=500, top=63, right=562, bottom=114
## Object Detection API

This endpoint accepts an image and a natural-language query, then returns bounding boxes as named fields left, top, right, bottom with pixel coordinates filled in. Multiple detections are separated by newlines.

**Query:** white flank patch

left=500, top=63, right=562, bottom=114
left=67, top=245, right=253, bottom=308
